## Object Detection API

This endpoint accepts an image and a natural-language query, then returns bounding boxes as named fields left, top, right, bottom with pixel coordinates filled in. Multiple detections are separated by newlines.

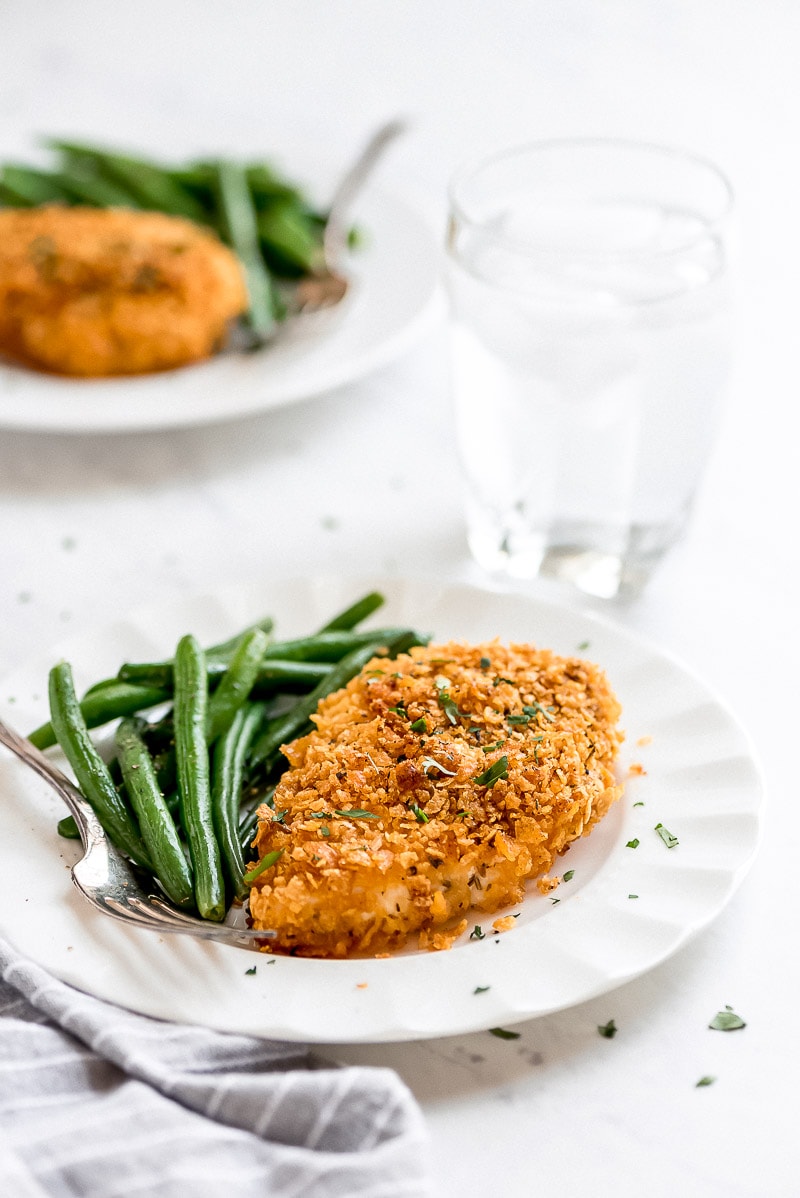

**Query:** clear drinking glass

left=445, top=138, right=733, bottom=599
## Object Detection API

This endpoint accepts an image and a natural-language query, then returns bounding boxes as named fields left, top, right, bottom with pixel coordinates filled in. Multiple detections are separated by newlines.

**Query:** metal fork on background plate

left=0, top=717, right=274, bottom=952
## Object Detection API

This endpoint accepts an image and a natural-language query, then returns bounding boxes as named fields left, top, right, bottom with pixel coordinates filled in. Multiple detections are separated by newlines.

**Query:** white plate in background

left=0, top=190, right=443, bottom=434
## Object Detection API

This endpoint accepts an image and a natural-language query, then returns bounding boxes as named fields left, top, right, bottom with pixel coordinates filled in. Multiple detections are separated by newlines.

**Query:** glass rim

left=447, top=136, right=735, bottom=262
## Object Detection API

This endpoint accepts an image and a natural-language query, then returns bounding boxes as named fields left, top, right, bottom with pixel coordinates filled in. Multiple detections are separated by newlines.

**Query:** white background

left=1, top=3, right=798, bottom=1195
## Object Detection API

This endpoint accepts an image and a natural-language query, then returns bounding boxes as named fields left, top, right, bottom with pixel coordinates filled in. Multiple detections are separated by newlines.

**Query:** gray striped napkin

left=0, top=939, right=433, bottom=1197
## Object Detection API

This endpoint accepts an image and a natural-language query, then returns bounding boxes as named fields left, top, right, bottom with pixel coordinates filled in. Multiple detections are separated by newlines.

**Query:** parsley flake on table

left=245, top=966, right=257, bottom=976
left=562, top=869, right=575, bottom=882
left=626, top=838, right=640, bottom=849
left=469, top=925, right=486, bottom=940
left=597, top=1019, right=617, bottom=1038
left=708, top=1005, right=746, bottom=1031
left=474, top=985, right=491, bottom=994
left=489, top=1027, right=521, bottom=1040
left=696, top=1075, right=716, bottom=1087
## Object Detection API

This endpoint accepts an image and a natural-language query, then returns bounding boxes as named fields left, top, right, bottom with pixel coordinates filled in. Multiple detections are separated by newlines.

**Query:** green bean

left=206, top=615, right=274, bottom=660
left=115, top=717, right=194, bottom=909
left=0, top=164, right=69, bottom=206
left=117, top=627, right=409, bottom=687
left=118, top=657, right=332, bottom=692
left=257, top=201, right=320, bottom=274
left=249, top=631, right=426, bottom=769
left=214, top=158, right=280, bottom=345
left=50, top=168, right=141, bottom=209
left=28, top=680, right=171, bottom=750
left=57, top=815, right=81, bottom=840
left=48, top=140, right=207, bottom=223
left=173, top=635, right=225, bottom=921
left=318, top=591, right=385, bottom=632
left=206, top=627, right=270, bottom=743
left=211, top=702, right=266, bottom=900
left=245, top=163, right=305, bottom=206
left=47, top=662, right=152, bottom=870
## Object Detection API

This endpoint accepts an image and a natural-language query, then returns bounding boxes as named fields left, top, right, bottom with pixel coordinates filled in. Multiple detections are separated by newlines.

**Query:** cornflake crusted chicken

left=248, top=640, right=624, bottom=957
left=0, top=205, right=247, bottom=376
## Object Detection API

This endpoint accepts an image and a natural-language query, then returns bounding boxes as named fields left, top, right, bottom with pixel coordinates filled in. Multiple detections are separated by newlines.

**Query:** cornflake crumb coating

left=249, top=640, right=624, bottom=957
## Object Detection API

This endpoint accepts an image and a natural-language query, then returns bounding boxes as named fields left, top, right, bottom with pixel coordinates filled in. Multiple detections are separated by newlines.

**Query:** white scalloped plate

left=0, top=578, right=764, bottom=1042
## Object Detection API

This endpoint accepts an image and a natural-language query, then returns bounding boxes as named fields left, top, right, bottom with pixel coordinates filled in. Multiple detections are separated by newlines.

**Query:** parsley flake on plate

left=708, top=1005, right=746, bottom=1031
left=597, top=1019, right=617, bottom=1039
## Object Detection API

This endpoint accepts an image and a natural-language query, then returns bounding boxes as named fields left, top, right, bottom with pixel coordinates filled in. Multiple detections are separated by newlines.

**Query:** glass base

left=467, top=515, right=683, bottom=600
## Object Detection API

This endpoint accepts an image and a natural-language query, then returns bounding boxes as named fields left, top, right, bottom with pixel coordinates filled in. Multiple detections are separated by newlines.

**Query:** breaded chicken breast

left=0, top=205, right=247, bottom=376
left=248, top=640, right=623, bottom=957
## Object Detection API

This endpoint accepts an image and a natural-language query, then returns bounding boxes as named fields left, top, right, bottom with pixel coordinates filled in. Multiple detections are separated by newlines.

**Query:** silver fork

left=289, top=117, right=408, bottom=315
left=0, top=717, right=275, bottom=952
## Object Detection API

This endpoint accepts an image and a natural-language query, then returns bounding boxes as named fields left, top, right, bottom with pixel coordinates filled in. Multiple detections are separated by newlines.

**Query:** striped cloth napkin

left=0, top=939, right=433, bottom=1197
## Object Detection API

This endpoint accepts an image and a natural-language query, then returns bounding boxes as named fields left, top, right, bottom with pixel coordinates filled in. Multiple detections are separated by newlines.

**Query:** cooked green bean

left=318, top=591, right=385, bottom=632
left=0, top=164, right=69, bottom=206
left=118, top=657, right=332, bottom=692
left=257, top=201, right=320, bottom=274
left=115, top=717, right=194, bottom=909
left=211, top=702, right=266, bottom=900
left=57, top=815, right=81, bottom=840
left=215, top=159, right=280, bottom=345
left=29, top=680, right=171, bottom=750
left=173, top=635, right=225, bottom=921
left=48, top=140, right=208, bottom=223
left=47, top=662, right=153, bottom=870
left=117, top=627, right=409, bottom=687
left=206, top=627, right=270, bottom=743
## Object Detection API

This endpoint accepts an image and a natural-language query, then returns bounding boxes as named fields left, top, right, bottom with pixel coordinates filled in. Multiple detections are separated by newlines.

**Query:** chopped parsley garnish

left=388, top=704, right=407, bottom=717
left=696, top=1075, right=716, bottom=1087
left=577, top=640, right=590, bottom=651
left=474, top=755, right=508, bottom=788
left=410, top=717, right=427, bottom=733
left=242, top=848, right=284, bottom=885
left=493, top=676, right=515, bottom=687
left=335, top=809, right=379, bottom=819
left=550, top=897, right=560, bottom=905
left=489, top=1027, right=520, bottom=1040
left=523, top=701, right=556, bottom=723
left=409, top=802, right=429, bottom=823
left=708, top=1005, right=746, bottom=1031
left=245, top=966, right=257, bottom=975
left=481, top=740, right=505, bottom=753
left=562, top=869, right=575, bottom=882
left=655, top=822, right=679, bottom=848
left=320, top=826, right=330, bottom=837
left=474, top=985, right=490, bottom=994
left=479, top=656, right=491, bottom=669
left=597, top=1019, right=617, bottom=1039
left=469, top=925, right=486, bottom=940
left=626, top=838, right=640, bottom=849
left=628, top=894, right=639, bottom=900
left=633, top=800, right=645, bottom=807
left=436, top=690, right=462, bottom=725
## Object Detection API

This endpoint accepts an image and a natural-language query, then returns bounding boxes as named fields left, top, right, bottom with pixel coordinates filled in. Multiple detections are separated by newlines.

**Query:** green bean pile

left=32, top=592, right=429, bottom=921
left=0, top=139, right=350, bottom=345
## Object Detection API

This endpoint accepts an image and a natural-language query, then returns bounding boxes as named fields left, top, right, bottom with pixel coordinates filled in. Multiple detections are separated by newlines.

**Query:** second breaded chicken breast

left=0, top=205, right=247, bottom=376
left=248, top=640, right=623, bottom=957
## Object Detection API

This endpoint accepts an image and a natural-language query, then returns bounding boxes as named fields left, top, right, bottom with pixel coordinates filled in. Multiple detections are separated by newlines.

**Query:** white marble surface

left=1, top=3, right=797, bottom=1194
